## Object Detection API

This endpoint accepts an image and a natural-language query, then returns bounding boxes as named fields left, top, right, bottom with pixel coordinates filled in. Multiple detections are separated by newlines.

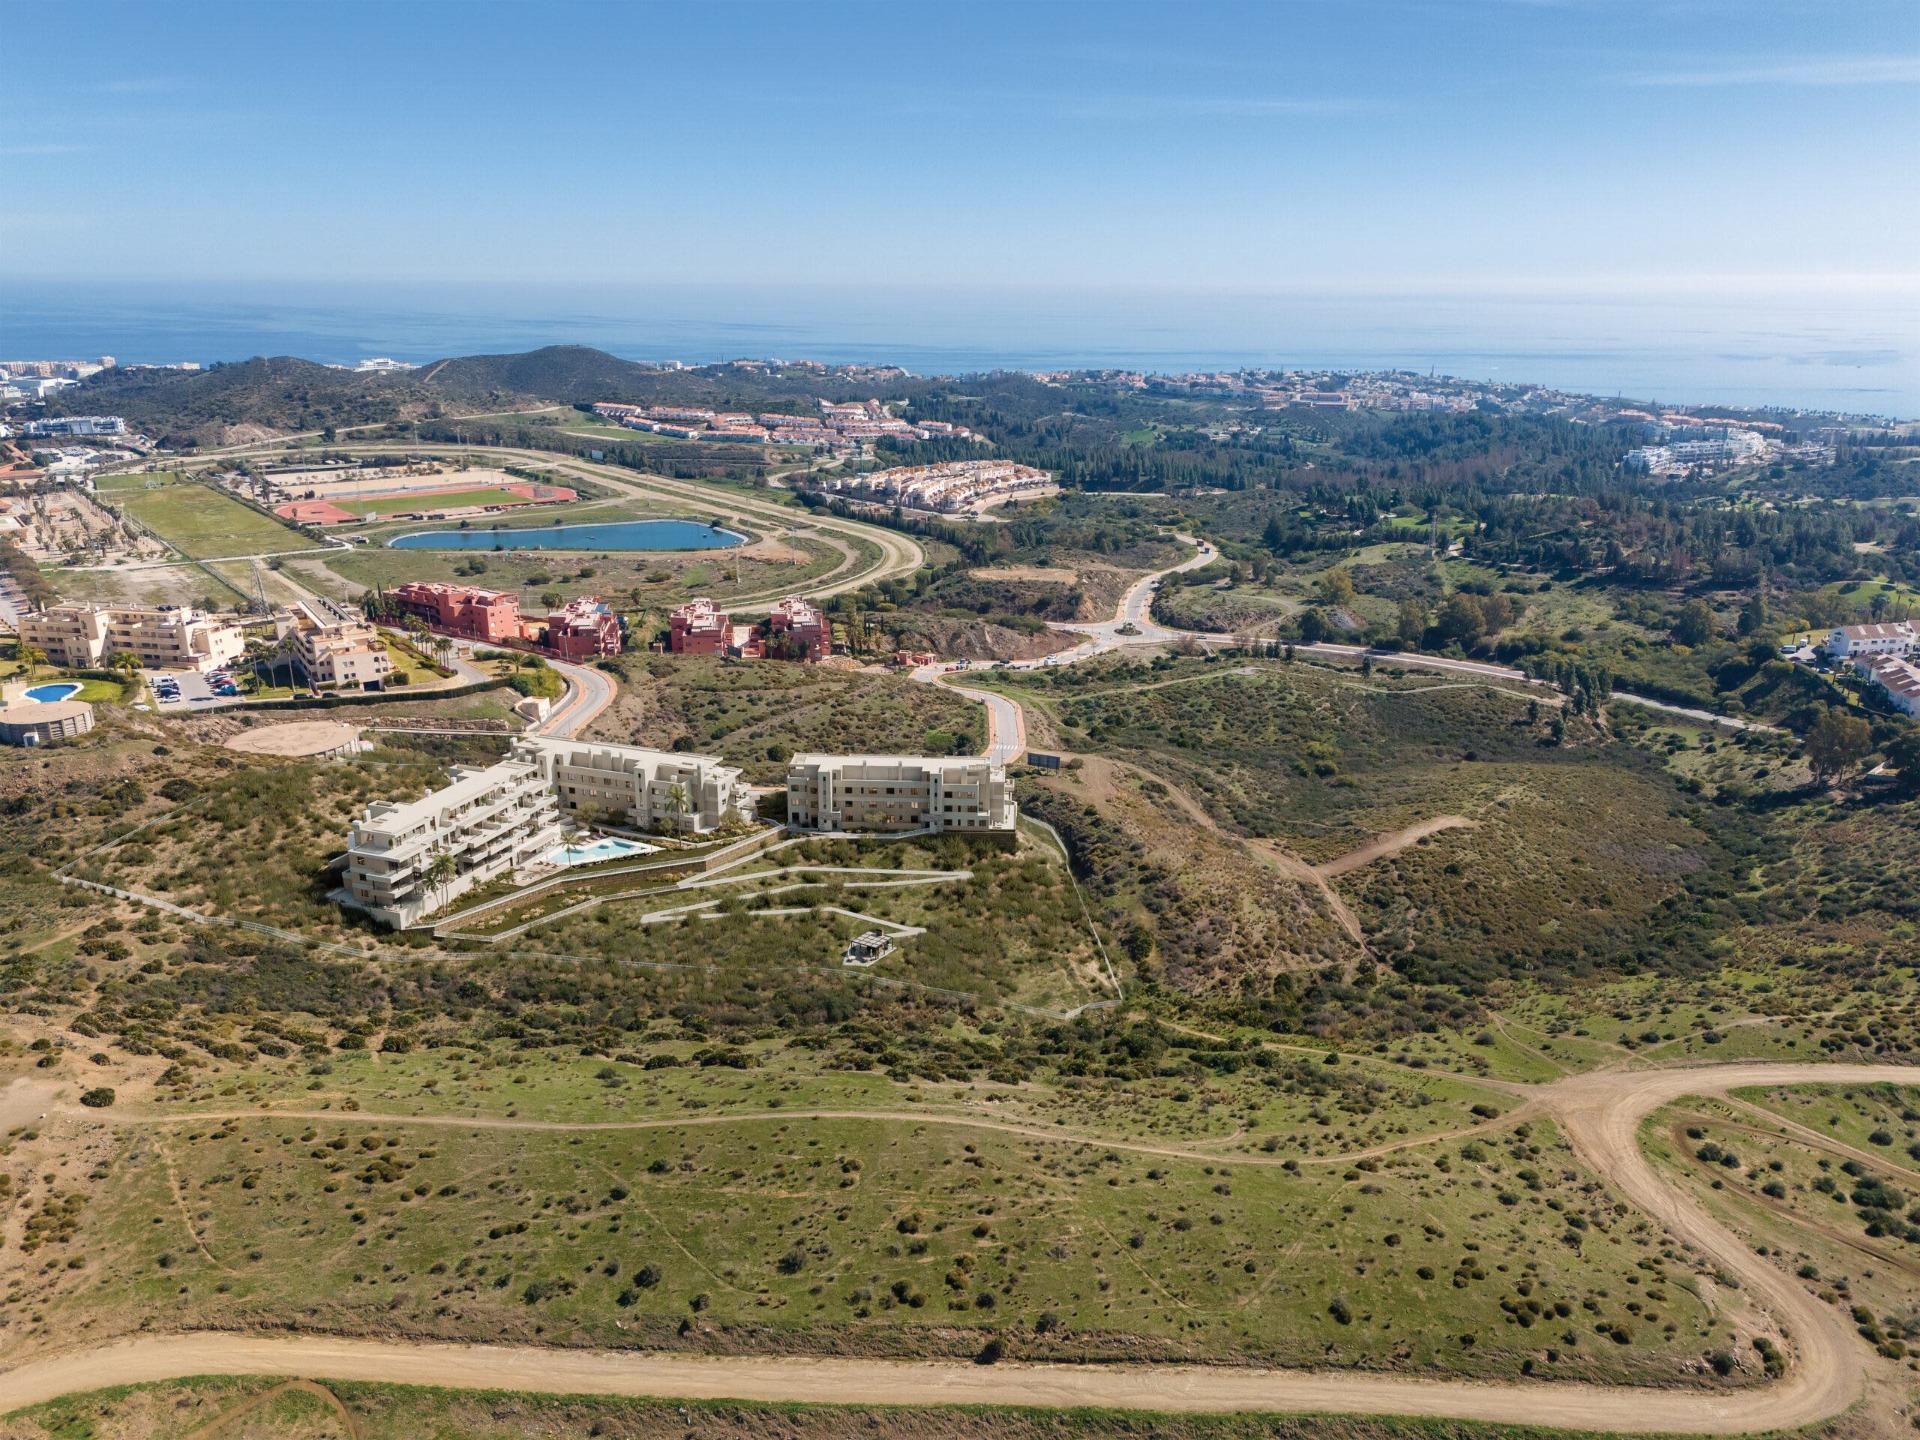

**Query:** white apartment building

left=1822, top=621, right=1918, bottom=660
left=18, top=602, right=246, bottom=673
left=275, top=599, right=393, bottom=690
left=517, top=736, right=752, bottom=833
left=344, top=753, right=563, bottom=927
left=785, top=754, right=1016, bottom=835
left=23, top=416, right=127, bottom=438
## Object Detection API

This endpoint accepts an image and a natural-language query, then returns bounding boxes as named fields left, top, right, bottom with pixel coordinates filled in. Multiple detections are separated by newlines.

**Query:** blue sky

left=5, top=0, right=1916, bottom=296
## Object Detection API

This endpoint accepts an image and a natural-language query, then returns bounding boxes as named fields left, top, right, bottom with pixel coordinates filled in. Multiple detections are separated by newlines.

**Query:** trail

left=176, top=1377, right=362, bottom=1440
left=1316, top=815, right=1475, bottom=878
left=61, top=1099, right=1523, bottom=1170
left=1, top=1064, right=1917, bottom=1431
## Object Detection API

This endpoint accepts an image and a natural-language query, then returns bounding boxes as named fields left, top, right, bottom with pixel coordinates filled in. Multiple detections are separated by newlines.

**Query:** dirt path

left=2, top=1062, right=1918, bottom=1430
left=178, top=1378, right=362, bottom=1440
left=66, top=1100, right=1521, bottom=1171
left=1316, top=815, right=1474, bottom=878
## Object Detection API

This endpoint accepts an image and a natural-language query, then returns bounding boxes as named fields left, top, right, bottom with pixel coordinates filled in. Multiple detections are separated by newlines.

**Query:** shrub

left=78, top=1088, right=115, bottom=1108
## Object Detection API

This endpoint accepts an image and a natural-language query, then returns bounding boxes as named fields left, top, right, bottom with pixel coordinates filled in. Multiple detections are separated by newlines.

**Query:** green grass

left=52, top=1109, right=1726, bottom=1385
left=119, top=481, right=318, bottom=559
left=591, top=653, right=984, bottom=781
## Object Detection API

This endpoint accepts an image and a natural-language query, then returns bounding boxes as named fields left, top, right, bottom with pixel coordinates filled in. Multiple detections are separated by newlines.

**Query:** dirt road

left=1316, top=815, right=1475, bottom=877
left=4, top=1061, right=1916, bottom=1431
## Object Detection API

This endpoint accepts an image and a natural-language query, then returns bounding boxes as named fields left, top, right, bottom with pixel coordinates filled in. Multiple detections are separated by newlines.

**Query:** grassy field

left=118, top=480, right=319, bottom=559
left=1643, top=1085, right=1920, bottom=1358
left=40, top=1107, right=1728, bottom=1385
left=588, top=653, right=984, bottom=781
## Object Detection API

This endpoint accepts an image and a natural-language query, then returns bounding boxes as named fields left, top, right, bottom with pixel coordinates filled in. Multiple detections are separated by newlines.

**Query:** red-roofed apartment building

left=668, top=595, right=831, bottom=661
left=765, top=595, right=831, bottom=660
left=392, top=582, right=523, bottom=643
left=542, top=596, right=623, bottom=659
left=668, top=598, right=731, bottom=655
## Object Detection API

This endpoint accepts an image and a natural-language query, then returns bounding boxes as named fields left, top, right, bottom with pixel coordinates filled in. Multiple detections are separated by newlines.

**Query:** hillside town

left=814, top=459, right=1054, bottom=514
left=591, top=397, right=976, bottom=449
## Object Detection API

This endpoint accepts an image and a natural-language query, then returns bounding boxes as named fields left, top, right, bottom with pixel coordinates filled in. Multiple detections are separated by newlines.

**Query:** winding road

left=0, top=1061, right=1914, bottom=1430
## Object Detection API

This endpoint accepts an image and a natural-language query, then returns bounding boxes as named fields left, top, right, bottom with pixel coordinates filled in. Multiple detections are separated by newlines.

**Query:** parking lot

left=148, top=668, right=242, bottom=712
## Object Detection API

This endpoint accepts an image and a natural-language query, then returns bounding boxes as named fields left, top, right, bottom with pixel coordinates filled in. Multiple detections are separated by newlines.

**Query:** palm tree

left=665, top=782, right=690, bottom=831
left=15, top=644, right=47, bottom=677
left=423, top=850, right=459, bottom=916
left=107, top=649, right=142, bottom=689
left=433, top=634, right=455, bottom=670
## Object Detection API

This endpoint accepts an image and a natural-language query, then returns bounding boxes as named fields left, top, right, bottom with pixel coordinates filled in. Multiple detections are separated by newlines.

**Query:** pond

left=388, top=519, right=745, bottom=552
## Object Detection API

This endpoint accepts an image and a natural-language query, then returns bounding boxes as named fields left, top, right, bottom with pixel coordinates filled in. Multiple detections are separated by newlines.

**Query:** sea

left=4, top=279, right=1916, bottom=420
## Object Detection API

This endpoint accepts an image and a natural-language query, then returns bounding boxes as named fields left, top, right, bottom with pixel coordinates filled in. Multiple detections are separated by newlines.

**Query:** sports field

left=331, top=486, right=540, bottom=517
left=120, top=481, right=319, bottom=559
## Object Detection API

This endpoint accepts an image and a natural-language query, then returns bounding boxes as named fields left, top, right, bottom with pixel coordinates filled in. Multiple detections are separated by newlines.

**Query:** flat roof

left=0, top=699, right=91, bottom=723
left=225, top=720, right=362, bottom=757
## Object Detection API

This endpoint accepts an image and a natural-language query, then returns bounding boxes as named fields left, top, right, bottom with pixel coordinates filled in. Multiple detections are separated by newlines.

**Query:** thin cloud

left=1625, top=54, right=1920, bottom=87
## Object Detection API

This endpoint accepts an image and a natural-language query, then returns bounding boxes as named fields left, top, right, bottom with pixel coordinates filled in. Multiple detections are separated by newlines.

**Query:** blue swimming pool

left=388, top=519, right=745, bottom=552
left=543, top=836, right=660, bottom=867
left=24, top=682, right=82, bottom=703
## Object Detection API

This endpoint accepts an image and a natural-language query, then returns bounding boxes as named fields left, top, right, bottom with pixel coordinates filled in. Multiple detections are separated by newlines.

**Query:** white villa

left=1821, top=621, right=1917, bottom=660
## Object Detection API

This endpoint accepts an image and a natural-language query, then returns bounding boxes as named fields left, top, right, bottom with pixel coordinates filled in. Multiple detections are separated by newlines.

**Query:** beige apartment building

left=343, top=752, right=563, bottom=928
left=18, top=602, right=246, bottom=673
left=785, top=754, right=1016, bottom=835
left=518, top=736, right=751, bottom=833
left=275, top=598, right=393, bottom=690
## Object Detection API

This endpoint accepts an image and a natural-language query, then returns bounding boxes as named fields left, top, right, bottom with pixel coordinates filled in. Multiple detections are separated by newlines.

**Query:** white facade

left=785, top=754, right=1016, bottom=834
left=1856, top=655, right=1920, bottom=716
left=1822, top=621, right=1917, bottom=659
left=18, top=602, right=246, bottom=673
left=516, top=736, right=751, bottom=833
left=23, top=416, right=127, bottom=438
left=344, top=755, right=563, bottom=927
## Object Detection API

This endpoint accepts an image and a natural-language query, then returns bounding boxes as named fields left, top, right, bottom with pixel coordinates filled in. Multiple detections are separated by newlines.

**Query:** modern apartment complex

left=344, top=751, right=564, bottom=927
left=519, top=736, right=752, bottom=832
left=17, top=602, right=246, bottom=673
left=785, top=754, right=1016, bottom=835
left=343, top=736, right=750, bottom=926
left=22, top=416, right=127, bottom=438
left=275, top=598, right=393, bottom=690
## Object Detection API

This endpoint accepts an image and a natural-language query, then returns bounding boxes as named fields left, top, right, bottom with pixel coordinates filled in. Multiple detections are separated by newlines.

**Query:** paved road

left=911, top=535, right=1217, bottom=760
left=3, top=1059, right=1914, bottom=1431
left=536, top=657, right=616, bottom=739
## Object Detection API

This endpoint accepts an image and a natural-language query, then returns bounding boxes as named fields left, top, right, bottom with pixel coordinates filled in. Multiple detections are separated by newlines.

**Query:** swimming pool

left=543, top=836, right=660, bottom=867
left=389, top=519, right=745, bottom=552
left=24, top=683, right=82, bottom=703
